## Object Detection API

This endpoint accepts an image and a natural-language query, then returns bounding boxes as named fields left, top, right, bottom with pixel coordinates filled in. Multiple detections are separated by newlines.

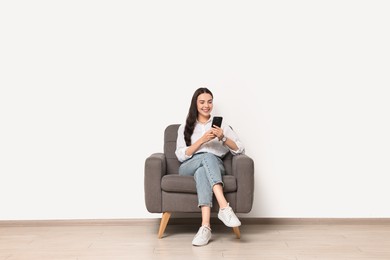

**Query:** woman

left=175, top=87, right=245, bottom=246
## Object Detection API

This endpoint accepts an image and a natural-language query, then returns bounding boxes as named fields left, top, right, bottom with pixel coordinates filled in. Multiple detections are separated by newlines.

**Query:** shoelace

left=196, top=226, right=210, bottom=239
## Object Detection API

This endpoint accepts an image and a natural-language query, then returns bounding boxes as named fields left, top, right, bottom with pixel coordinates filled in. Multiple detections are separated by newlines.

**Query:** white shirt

left=175, top=117, right=245, bottom=162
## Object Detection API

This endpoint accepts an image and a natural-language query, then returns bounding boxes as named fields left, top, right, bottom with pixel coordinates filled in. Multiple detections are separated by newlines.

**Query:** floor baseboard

left=1, top=217, right=390, bottom=227
left=169, top=217, right=390, bottom=225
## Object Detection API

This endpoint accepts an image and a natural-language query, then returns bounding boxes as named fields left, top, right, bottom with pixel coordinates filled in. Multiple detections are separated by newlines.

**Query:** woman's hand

left=201, top=129, right=217, bottom=144
left=211, top=126, right=224, bottom=141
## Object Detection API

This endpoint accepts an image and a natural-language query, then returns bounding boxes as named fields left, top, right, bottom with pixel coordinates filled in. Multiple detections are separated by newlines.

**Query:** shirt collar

left=196, top=116, right=212, bottom=124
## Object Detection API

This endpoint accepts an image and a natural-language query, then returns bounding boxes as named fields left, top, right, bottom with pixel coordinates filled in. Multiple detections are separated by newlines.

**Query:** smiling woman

left=175, top=87, right=246, bottom=246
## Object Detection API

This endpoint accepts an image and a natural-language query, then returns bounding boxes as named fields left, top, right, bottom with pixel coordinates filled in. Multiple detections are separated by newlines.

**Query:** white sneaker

left=192, top=226, right=212, bottom=246
left=218, top=203, right=241, bottom=227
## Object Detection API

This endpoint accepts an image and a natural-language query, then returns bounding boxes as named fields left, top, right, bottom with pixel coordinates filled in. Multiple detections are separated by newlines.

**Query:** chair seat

left=161, top=175, right=237, bottom=194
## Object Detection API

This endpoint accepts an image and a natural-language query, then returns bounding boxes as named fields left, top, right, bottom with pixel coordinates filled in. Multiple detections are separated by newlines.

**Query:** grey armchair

left=144, top=124, right=254, bottom=239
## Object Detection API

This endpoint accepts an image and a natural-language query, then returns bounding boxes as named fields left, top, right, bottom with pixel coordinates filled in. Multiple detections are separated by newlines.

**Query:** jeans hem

left=212, top=181, right=224, bottom=188
left=198, top=203, right=213, bottom=208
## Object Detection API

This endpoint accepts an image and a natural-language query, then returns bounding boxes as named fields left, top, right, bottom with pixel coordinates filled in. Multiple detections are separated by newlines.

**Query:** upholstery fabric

left=144, top=124, right=254, bottom=214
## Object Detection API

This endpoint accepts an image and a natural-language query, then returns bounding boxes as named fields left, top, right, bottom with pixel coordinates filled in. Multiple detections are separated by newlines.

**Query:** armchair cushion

left=161, top=175, right=237, bottom=194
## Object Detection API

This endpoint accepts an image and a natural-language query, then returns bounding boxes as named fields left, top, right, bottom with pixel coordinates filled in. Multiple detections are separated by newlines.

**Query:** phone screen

left=212, top=116, right=223, bottom=128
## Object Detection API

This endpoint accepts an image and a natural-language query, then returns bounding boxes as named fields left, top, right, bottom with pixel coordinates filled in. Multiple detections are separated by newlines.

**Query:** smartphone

left=212, top=116, right=223, bottom=128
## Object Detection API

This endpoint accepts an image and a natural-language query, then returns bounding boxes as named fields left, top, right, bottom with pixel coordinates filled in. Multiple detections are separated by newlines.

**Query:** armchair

left=144, top=124, right=254, bottom=239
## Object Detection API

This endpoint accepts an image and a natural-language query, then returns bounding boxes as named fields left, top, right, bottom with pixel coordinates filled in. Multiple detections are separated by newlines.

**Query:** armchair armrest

left=232, top=154, right=254, bottom=213
left=144, top=153, right=166, bottom=213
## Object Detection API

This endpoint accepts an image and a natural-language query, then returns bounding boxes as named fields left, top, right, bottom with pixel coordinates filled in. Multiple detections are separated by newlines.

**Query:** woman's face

left=197, top=93, right=213, bottom=119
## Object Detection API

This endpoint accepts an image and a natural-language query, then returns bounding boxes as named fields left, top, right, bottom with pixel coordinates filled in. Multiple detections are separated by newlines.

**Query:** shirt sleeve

left=223, top=124, right=245, bottom=155
left=175, top=124, right=192, bottom=162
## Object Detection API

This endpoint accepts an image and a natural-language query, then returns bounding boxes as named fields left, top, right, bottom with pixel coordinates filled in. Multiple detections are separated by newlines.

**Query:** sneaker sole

left=218, top=215, right=242, bottom=227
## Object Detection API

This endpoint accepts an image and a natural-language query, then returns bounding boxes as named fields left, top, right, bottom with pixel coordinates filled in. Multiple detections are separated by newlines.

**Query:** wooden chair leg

left=158, top=212, right=171, bottom=239
left=233, top=226, right=241, bottom=239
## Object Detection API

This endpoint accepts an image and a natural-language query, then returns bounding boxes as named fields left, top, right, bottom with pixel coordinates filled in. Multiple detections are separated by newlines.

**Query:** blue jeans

left=178, top=152, right=225, bottom=208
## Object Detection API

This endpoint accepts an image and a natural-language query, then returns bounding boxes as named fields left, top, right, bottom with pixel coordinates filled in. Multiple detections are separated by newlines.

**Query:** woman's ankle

left=202, top=223, right=211, bottom=228
left=219, top=202, right=229, bottom=209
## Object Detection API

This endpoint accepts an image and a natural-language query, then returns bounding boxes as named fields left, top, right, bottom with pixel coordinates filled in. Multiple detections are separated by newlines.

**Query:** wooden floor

left=1, top=220, right=390, bottom=260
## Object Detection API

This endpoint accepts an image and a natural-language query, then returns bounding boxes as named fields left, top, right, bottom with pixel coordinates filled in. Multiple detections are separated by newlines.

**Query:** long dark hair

left=184, top=87, right=213, bottom=146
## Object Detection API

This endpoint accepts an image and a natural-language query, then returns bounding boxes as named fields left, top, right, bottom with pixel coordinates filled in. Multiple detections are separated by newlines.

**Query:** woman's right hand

left=185, top=129, right=216, bottom=157
left=201, top=129, right=216, bottom=144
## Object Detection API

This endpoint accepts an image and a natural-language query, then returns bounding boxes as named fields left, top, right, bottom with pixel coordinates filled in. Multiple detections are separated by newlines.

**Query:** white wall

left=1, top=1, right=389, bottom=220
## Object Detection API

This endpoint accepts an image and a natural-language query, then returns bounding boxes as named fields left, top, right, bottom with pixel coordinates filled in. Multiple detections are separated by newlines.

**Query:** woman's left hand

left=211, top=126, right=224, bottom=141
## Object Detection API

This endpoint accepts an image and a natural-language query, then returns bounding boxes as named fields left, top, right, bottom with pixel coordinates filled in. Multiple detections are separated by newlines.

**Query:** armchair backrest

left=164, top=124, right=233, bottom=175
